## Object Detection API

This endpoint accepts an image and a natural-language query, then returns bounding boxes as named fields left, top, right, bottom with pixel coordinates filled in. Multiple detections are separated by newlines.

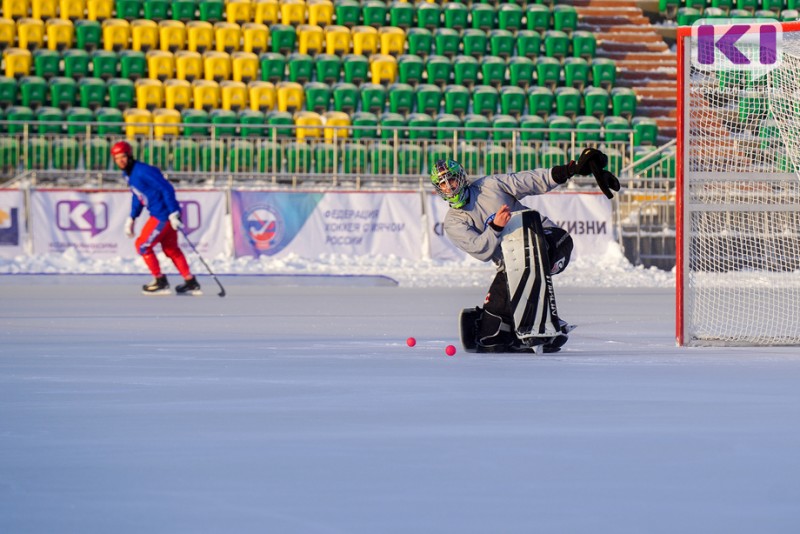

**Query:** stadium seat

left=324, top=24, right=350, bottom=56
left=351, top=25, right=378, bottom=56
left=540, top=146, right=567, bottom=168
left=164, top=78, right=192, bottom=110
left=276, top=80, right=304, bottom=112
left=611, top=87, right=637, bottom=119
left=370, top=141, right=394, bottom=173
left=3, top=48, right=32, bottom=78
left=4, top=0, right=30, bottom=19
left=0, top=17, right=15, bottom=50
left=203, top=50, right=231, bottom=82
left=146, top=50, right=174, bottom=81
left=333, top=0, right=360, bottom=29
left=413, top=83, right=440, bottom=116
left=159, top=20, right=187, bottom=53
left=370, top=53, right=397, bottom=85
left=107, top=77, right=135, bottom=109
left=304, top=80, right=331, bottom=112
left=224, top=137, right=255, bottom=170
left=397, top=143, right=423, bottom=174
left=308, top=0, right=334, bottom=26
left=519, top=114, right=546, bottom=142
left=4, top=105, right=34, bottom=134
left=33, top=48, right=60, bottom=79
left=351, top=110, right=377, bottom=139
left=102, top=19, right=131, bottom=52
left=0, top=76, right=17, bottom=108
left=139, top=138, right=170, bottom=167
left=555, top=86, right=581, bottom=118
left=199, top=139, right=227, bottom=172
left=548, top=115, right=574, bottom=143
left=676, top=7, right=702, bottom=26
left=259, top=52, right=286, bottom=83
left=564, top=57, right=589, bottom=90
left=499, top=85, right=525, bottom=118
left=527, top=86, right=553, bottom=118
left=632, top=116, right=658, bottom=146
left=331, top=81, right=358, bottom=113
left=17, top=18, right=45, bottom=50
left=425, top=54, right=452, bottom=87
left=362, top=0, right=388, bottom=28
left=484, top=145, right=508, bottom=175
left=603, top=115, right=630, bottom=144
left=507, top=56, right=534, bottom=90
left=462, top=113, right=489, bottom=140
left=46, top=18, right=74, bottom=51
left=536, top=56, right=561, bottom=90
left=489, top=29, right=514, bottom=59
left=341, top=142, right=367, bottom=173
left=457, top=142, right=479, bottom=175
left=52, top=137, right=80, bottom=169
left=387, top=81, right=413, bottom=115
left=124, top=106, right=151, bottom=137
left=248, top=80, right=275, bottom=111
left=389, top=0, right=414, bottom=30
left=143, top=0, right=169, bottom=21
left=575, top=115, right=602, bottom=143
left=497, top=3, right=523, bottom=31
left=280, top=0, right=306, bottom=26
left=220, top=80, right=247, bottom=111
left=572, top=31, right=597, bottom=61
left=583, top=86, right=610, bottom=120
left=75, top=19, right=102, bottom=51
left=591, top=58, right=617, bottom=89
left=192, top=78, right=220, bottom=111
left=515, top=30, right=541, bottom=60
left=452, top=55, right=478, bottom=89
left=92, top=50, right=120, bottom=80
left=238, top=109, right=265, bottom=137
left=174, top=50, right=202, bottom=81
left=442, top=2, right=467, bottom=30
left=116, top=0, right=143, bottom=19
left=78, top=77, right=106, bottom=109
left=543, top=30, right=569, bottom=61
left=526, top=4, right=550, bottom=33
left=18, top=75, right=47, bottom=108
left=48, top=76, right=77, bottom=109
left=254, top=0, right=279, bottom=26
left=25, top=135, right=49, bottom=169
left=226, top=0, right=252, bottom=25
left=314, top=53, right=341, bottom=84
left=270, top=24, right=296, bottom=55
left=379, top=26, right=405, bottom=57
left=152, top=107, right=181, bottom=138
left=553, top=5, right=578, bottom=33
left=232, top=51, right=259, bottom=83
left=443, top=83, right=469, bottom=117
left=322, top=109, right=349, bottom=141
left=134, top=78, right=163, bottom=110
left=470, top=3, right=495, bottom=32
left=64, top=105, right=93, bottom=135
left=170, top=0, right=197, bottom=22
left=481, top=55, right=506, bottom=88
left=472, top=85, right=498, bottom=117
left=342, top=53, right=368, bottom=84
left=242, top=23, right=269, bottom=55
left=61, top=49, right=89, bottom=80
left=180, top=108, right=208, bottom=136
left=214, top=22, right=241, bottom=54
left=397, top=53, right=423, bottom=86
left=199, top=0, right=225, bottom=24
left=170, top=137, right=198, bottom=171
left=406, top=27, right=432, bottom=57
left=287, top=52, right=313, bottom=83
left=285, top=141, right=312, bottom=173
left=379, top=110, right=405, bottom=140
left=131, top=19, right=158, bottom=52
left=461, top=28, right=487, bottom=59
left=416, top=1, right=441, bottom=32
left=187, top=21, right=214, bottom=53
left=209, top=107, right=237, bottom=136
left=82, top=137, right=109, bottom=170
left=297, top=24, right=324, bottom=55
left=492, top=113, right=517, bottom=141
left=359, top=82, right=385, bottom=113
left=433, top=28, right=459, bottom=58
left=254, top=139, right=280, bottom=172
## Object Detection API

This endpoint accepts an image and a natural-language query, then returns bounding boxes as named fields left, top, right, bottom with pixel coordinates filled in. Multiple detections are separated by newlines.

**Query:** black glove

left=574, top=148, right=608, bottom=176
left=588, top=159, right=620, bottom=199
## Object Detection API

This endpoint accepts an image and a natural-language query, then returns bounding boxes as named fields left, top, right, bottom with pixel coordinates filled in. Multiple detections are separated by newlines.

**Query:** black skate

left=142, top=275, right=170, bottom=295
left=175, top=276, right=202, bottom=296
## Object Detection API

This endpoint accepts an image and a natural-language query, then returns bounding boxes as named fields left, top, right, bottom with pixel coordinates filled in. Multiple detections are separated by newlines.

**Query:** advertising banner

left=232, top=191, right=423, bottom=259
left=426, top=192, right=615, bottom=261
left=0, top=189, right=26, bottom=257
left=30, top=190, right=227, bottom=258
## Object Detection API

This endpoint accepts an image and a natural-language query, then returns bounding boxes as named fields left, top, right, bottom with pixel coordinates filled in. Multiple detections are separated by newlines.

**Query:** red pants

left=135, top=216, right=192, bottom=279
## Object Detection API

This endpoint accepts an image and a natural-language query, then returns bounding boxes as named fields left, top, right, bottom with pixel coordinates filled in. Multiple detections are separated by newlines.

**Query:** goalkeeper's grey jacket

left=442, top=169, right=562, bottom=267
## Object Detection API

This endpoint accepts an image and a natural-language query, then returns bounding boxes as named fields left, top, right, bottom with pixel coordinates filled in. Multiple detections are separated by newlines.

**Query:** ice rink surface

left=2, top=275, right=800, bottom=533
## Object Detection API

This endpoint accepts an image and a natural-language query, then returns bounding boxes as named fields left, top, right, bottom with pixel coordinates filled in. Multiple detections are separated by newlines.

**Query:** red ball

left=406, top=337, right=416, bottom=347
left=445, top=345, right=456, bottom=356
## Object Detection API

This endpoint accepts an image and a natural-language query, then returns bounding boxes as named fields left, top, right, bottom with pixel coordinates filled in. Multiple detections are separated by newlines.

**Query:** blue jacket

left=125, top=161, right=180, bottom=222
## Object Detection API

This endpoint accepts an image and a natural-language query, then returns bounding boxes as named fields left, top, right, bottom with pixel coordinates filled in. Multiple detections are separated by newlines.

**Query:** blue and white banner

left=0, top=189, right=26, bottom=257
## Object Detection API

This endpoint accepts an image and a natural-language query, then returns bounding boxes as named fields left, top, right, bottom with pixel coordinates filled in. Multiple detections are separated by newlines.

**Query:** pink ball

left=445, top=345, right=456, bottom=356
left=406, top=337, right=416, bottom=347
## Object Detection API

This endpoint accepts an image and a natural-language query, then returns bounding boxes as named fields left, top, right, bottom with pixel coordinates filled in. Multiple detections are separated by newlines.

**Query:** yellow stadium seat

left=131, top=19, right=158, bottom=52
left=307, top=0, right=333, bottom=26
left=248, top=80, right=275, bottom=111
left=32, top=0, right=58, bottom=19
left=294, top=110, right=323, bottom=140
left=192, top=79, right=220, bottom=110
left=86, top=0, right=113, bottom=21
left=324, top=24, right=349, bottom=56
left=102, top=19, right=130, bottom=52
left=379, top=26, right=405, bottom=57
left=45, top=18, right=73, bottom=51
left=164, top=78, right=192, bottom=110
left=59, top=0, right=86, bottom=20
left=203, top=50, right=231, bottom=82
left=153, top=107, right=181, bottom=138
left=231, top=51, right=258, bottom=83
left=254, top=0, right=279, bottom=25
left=323, top=110, right=349, bottom=141
left=159, top=20, right=186, bottom=53
left=276, top=80, right=303, bottom=112
left=187, top=21, right=213, bottom=53
left=280, top=0, right=306, bottom=26
left=242, top=22, right=269, bottom=54
left=214, top=22, right=241, bottom=53
left=17, top=18, right=45, bottom=50
left=297, top=24, right=323, bottom=55
left=146, top=49, right=174, bottom=81
left=220, top=79, right=247, bottom=111
left=3, top=47, right=32, bottom=77
left=175, top=49, right=203, bottom=81
left=351, top=26, right=378, bottom=56
left=0, top=18, right=16, bottom=49
left=3, top=0, right=30, bottom=19
left=135, top=78, right=164, bottom=109
left=369, top=53, right=396, bottom=85
left=124, top=107, right=152, bottom=138
left=226, top=0, right=252, bottom=25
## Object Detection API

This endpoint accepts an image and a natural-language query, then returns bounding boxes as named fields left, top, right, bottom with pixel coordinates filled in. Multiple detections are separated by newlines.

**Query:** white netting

left=682, top=27, right=800, bottom=346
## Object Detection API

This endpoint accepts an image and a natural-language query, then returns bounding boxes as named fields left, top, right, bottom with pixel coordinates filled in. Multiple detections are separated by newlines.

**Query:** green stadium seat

left=425, top=55, right=452, bottom=87
left=210, top=108, right=237, bottom=136
left=553, top=5, right=578, bottom=33
left=361, top=0, right=388, bottom=28
left=528, top=86, right=554, bottom=118
left=415, top=83, right=441, bottom=115
left=351, top=111, right=378, bottom=139
left=536, top=57, right=561, bottom=90
left=370, top=142, right=394, bottom=173
left=456, top=142, right=479, bottom=175
left=270, top=24, right=296, bottom=55
left=169, top=138, right=197, bottom=171
left=52, top=138, right=80, bottom=170
left=379, top=111, right=406, bottom=141
left=92, top=50, right=119, bottom=80
left=575, top=115, right=602, bottom=143
left=548, top=115, right=574, bottom=143
left=116, top=0, right=143, bottom=19
left=472, top=85, right=498, bottom=117
left=63, top=49, right=90, bottom=79
left=228, top=139, right=255, bottom=171
left=119, top=50, right=146, bottom=80
left=443, top=2, right=468, bottom=31
left=611, top=87, right=637, bottom=119
left=780, top=9, right=799, bottom=21
left=583, top=86, right=610, bottom=120
left=253, top=140, right=280, bottom=172
left=407, top=112, right=434, bottom=140
left=497, top=3, right=524, bottom=31
left=427, top=143, right=453, bottom=170
left=171, top=0, right=198, bottom=22
left=416, top=3, right=441, bottom=32
left=315, top=53, right=342, bottom=84
left=555, top=86, right=581, bottom=118
left=237, top=109, right=266, bottom=137
left=360, top=82, right=387, bottom=113
left=287, top=52, right=313, bottom=84
left=199, top=0, right=225, bottom=23
left=398, top=54, right=425, bottom=86
left=463, top=113, right=490, bottom=141
left=144, top=0, right=170, bottom=20
left=49, top=76, right=78, bottom=110
left=34, top=49, right=60, bottom=80
left=703, top=7, right=728, bottom=18
left=334, top=0, right=361, bottom=28
left=659, top=0, right=681, bottom=17
left=508, top=56, right=534, bottom=89
left=591, top=58, right=617, bottom=89
left=514, top=146, right=538, bottom=170
left=65, top=106, right=94, bottom=135
left=433, top=28, right=460, bottom=59
left=259, top=52, right=286, bottom=83
left=5, top=105, right=35, bottom=134
left=94, top=107, right=124, bottom=135
left=388, top=82, right=414, bottom=115
left=540, top=146, right=567, bottom=168
left=181, top=108, right=210, bottom=136
left=332, top=81, right=359, bottom=113
left=342, top=54, right=369, bottom=85
left=736, top=0, right=759, bottom=12
left=632, top=116, right=659, bottom=146
left=443, top=83, right=469, bottom=117
left=492, top=113, right=518, bottom=141
left=37, top=106, right=64, bottom=134
left=398, top=143, right=423, bottom=174
left=526, top=4, right=550, bottom=33
left=471, top=3, right=496, bottom=32
left=572, top=31, right=597, bottom=61
left=489, top=29, right=515, bottom=59
left=461, top=29, right=487, bottom=59
left=484, top=145, right=508, bottom=175
left=603, top=116, right=631, bottom=144
left=312, top=142, right=336, bottom=173
left=406, top=27, right=433, bottom=57
left=25, top=137, right=49, bottom=170
left=563, top=57, right=589, bottom=90
left=304, top=81, right=331, bottom=112
left=480, top=55, right=506, bottom=89
left=141, top=139, right=170, bottom=167
left=390, top=1, right=414, bottom=30
left=341, top=142, right=367, bottom=173
left=499, top=85, right=525, bottom=118
left=453, top=55, right=479, bottom=89
left=710, top=0, right=734, bottom=11
left=435, top=112, right=461, bottom=141
left=519, top=114, right=546, bottom=141
left=516, top=30, right=542, bottom=60
left=199, top=139, right=226, bottom=172
left=544, top=30, right=570, bottom=60
left=0, top=76, right=17, bottom=108
left=676, top=7, right=702, bottom=26
left=19, top=76, right=48, bottom=109
left=81, top=138, right=109, bottom=170
left=107, top=78, right=135, bottom=110
left=75, top=20, right=102, bottom=51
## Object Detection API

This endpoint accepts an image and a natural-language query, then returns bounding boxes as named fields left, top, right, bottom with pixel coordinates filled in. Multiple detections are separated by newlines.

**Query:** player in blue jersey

left=111, top=141, right=201, bottom=295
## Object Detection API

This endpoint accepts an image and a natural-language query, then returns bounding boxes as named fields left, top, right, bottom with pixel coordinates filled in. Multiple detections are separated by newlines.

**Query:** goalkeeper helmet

left=430, top=159, right=469, bottom=209
left=110, top=141, right=133, bottom=157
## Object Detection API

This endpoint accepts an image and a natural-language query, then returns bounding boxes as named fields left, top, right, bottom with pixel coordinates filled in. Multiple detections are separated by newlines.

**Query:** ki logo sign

left=691, top=19, right=782, bottom=73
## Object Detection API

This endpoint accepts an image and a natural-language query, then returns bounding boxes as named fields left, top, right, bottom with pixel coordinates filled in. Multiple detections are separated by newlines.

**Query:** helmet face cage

left=430, top=159, right=468, bottom=208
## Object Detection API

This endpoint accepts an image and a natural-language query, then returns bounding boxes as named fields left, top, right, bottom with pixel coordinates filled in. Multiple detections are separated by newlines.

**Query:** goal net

left=677, top=21, right=800, bottom=346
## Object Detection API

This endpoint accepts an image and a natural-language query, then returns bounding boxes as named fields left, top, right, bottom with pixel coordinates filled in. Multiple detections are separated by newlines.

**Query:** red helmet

left=111, top=141, right=133, bottom=157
